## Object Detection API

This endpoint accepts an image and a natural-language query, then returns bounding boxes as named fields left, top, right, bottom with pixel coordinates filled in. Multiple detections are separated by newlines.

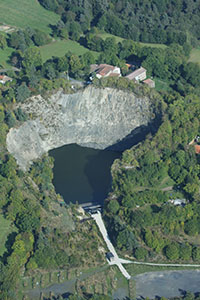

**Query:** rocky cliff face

left=7, top=86, right=154, bottom=170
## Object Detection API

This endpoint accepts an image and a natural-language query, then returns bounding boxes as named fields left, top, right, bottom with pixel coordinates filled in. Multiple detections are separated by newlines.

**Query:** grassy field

left=40, top=39, right=99, bottom=62
left=0, top=0, right=59, bottom=34
left=0, top=47, right=13, bottom=67
left=0, top=214, right=16, bottom=256
left=188, top=47, right=200, bottom=65
left=99, top=32, right=166, bottom=49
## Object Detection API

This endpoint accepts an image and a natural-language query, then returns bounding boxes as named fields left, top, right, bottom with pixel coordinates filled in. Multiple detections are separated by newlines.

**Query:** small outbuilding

left=0, top=75, right=12, bottom=84
left=143, top=78, right=155, bottom=88
left=106, top=252, right=114, bottom=262
left=125, top=67, right=146, bottom=81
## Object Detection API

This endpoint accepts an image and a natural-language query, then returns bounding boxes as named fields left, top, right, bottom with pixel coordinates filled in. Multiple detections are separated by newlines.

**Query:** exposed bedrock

left=7, top=86, right=155, bottom=170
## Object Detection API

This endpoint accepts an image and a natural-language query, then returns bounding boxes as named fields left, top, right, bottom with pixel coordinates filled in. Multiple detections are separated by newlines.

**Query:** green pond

left=49, top=144, right=121, bottom=205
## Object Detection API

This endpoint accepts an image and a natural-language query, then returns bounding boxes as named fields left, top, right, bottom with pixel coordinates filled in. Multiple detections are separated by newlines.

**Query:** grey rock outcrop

left=7, top=86, right=154, bottom=170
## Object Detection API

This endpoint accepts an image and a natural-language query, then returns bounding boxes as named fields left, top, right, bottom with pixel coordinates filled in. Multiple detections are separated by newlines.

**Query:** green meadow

left=99, top=32, right=167, bottom=49
left=0, top=0, right=59, bottom=34
left=0, top=47, right=13, bottom=67
left=40, top=39, right=99, bottom=62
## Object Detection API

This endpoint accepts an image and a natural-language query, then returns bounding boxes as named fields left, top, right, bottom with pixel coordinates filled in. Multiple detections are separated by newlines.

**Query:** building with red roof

left=90, top=64, right=121, bottom=79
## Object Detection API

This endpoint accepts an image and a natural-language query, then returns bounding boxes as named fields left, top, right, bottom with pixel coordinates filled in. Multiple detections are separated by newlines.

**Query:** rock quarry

left=7, top=86, right=155, bottom=170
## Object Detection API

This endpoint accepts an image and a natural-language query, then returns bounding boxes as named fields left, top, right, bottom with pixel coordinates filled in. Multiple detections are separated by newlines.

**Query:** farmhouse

left=125, top=67, right=147, bottom=81
left=90, top=64, right=121, bottom=79
left=0, top=75, right=12, bottom=84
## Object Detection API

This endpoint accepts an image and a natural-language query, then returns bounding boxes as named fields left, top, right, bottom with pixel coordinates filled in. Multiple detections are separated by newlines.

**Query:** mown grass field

left=0, top=0, right=59, bottom=33
left=40, top=39, right=99, bottom=62
left=99, top=32, right=167, bottom=49
left=0, top=47, right=13, bottom=67
left=0, top=214, right=16, bottom=256
left=189, top=47, right=200, bottom=65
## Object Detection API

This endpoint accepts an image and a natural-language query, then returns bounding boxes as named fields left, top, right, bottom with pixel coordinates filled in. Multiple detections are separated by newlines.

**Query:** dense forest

left=39, top=0, right=200, bottom=45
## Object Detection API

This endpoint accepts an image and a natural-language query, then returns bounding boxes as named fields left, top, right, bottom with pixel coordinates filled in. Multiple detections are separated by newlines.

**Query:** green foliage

left=165, top=243, right=180, bottom=260
left=106, top=199, right=119, bottom=214
left=16, top=82, right=31, bottom=102
left=116, top=228, right=137, bottom=251
left=179, top=244, right=192, bottom=260
left=0, top=33, right=7, bottom=49
left=22, top=47, right=42, bottom=71
left=33, top=29, right=51, bottom=46
left=134, top=247, right=148, bottom=260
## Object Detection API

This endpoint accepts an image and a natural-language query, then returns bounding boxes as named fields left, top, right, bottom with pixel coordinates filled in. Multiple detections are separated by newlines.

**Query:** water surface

left=49, top=144, right=120, bottom=205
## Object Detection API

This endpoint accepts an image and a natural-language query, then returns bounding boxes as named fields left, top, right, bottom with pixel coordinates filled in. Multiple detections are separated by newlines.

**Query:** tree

left=192, top=246, right=200, bottom=261
left=134, top=247, right=148, bottom=260
left=106, top=199, right=119, bottom=214
left=16, top=82, right=30, bottom=102
left=23, top=47, right=42, bottom=71
left=16, top=212, right=40, bottom=232
left=0, top=33, right=7, bottom=49
left=182, top=62, right=200, bottom=87
left=116, top=229, right=136, bottom=251
left=179, top=244, right=192, bottom=260
left=184, top=219, right=199, bottom=236
left=165, top=243, right=179, bottom=260
left=33, top=29, right=51, bottom=46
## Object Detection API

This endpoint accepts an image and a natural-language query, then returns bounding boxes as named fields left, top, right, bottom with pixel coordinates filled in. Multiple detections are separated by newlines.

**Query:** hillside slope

left=0, top=0, right=59, bottom=33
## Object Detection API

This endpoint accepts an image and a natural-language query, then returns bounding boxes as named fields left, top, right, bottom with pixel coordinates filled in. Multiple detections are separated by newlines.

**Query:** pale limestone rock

left=7, top=86, right=153, bottom=170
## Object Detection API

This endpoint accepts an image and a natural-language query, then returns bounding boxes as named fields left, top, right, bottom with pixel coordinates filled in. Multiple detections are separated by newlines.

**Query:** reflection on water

left=49, top=144, right=121, bottom=205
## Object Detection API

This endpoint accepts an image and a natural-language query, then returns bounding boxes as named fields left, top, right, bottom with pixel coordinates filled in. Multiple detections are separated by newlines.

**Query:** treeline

left=0, top=28, right=51, bottom=52
left=39, top=0, right=200, bottom=46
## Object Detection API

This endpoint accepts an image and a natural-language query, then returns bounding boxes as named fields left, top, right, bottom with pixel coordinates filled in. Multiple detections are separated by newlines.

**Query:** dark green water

left=49, top=144, right=121, bottom=205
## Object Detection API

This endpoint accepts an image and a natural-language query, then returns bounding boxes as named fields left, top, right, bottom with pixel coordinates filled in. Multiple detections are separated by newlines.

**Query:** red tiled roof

left=109, top=73, right=120, bottom=77
left=195, top=145, right=200, bottom=154
left=97, top=64, right=115, bottom=76
left=143, top=79, right=153, bottom=84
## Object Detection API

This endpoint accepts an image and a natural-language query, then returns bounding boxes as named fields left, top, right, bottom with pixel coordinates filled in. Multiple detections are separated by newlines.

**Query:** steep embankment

left=7, top=86, right=155, bottom=170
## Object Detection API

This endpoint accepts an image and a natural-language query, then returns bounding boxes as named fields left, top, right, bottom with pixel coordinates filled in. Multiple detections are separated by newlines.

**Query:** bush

left=134, top=247, right=148, bottom=260
left=165, top=242, right=179, bottom=260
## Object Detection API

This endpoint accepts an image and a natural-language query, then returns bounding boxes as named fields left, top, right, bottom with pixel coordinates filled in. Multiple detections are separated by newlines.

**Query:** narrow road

left=91, top=211, right=131, bottom=280
left=91, top=211, right=200, bottom=280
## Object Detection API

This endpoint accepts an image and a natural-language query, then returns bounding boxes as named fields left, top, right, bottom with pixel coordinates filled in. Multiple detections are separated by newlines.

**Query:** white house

left=125, top=67, right=147, bottom=81
left=0, top=75, right=12, bottom=84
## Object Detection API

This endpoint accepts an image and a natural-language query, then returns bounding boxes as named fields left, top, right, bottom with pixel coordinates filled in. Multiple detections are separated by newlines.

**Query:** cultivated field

left=40, top=39, right=99, bottom=62
left=0, top=0, right=59, bottom=33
